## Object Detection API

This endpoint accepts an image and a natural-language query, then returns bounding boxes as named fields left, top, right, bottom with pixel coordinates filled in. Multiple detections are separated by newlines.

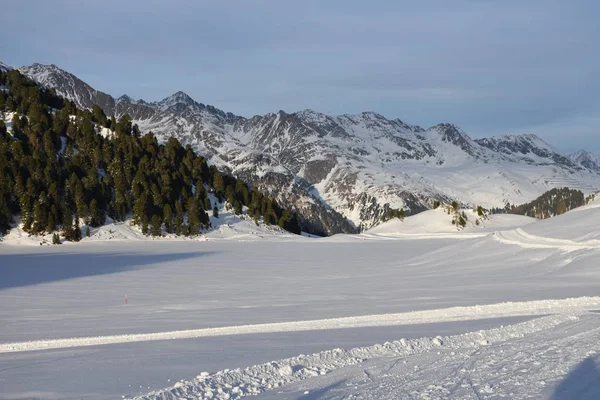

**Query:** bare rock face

left=20, top=63, right=600, bottom=235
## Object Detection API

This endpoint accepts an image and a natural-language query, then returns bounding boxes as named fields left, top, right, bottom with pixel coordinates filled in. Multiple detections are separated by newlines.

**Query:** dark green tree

left=150, top=214, right=162, bottom=236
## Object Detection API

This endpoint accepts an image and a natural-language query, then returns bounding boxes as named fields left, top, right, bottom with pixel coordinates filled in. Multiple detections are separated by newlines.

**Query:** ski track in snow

left=494, top=228, right=600, bottom=251
left=358, top=232, right=488, bottom=241
left=3, top=297, right=600, bottom=355
left=269, top=313, right=600, bottom=400
left=129, top=307, right=600, bottom=400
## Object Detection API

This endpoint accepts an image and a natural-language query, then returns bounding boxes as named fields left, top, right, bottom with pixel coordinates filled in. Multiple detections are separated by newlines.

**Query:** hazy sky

left=1, top=0, right=599, bottom=153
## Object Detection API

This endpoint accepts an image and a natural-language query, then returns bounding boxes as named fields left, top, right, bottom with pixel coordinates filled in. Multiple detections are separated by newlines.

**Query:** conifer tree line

left=0, top=69, right=301, bottom=239
left=490, top=187, right=585, bottom=219
left=382, top=208, right=405, bottom=222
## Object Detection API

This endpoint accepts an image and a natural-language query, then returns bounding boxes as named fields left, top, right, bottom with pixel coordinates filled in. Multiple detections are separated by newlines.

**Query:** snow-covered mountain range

left=14, top=62, right=600, bottom=234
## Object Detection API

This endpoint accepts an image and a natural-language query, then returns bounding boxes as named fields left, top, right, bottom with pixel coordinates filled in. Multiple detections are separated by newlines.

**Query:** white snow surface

left=3, top=297, right=597, bottom=354
left=3, top=201, right=600, bottom=399
left=366, top=208, right=535, bottom=237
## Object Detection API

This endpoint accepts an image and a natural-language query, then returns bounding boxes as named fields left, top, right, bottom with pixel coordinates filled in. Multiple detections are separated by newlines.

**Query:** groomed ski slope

left=2, top=199, right=600, bottom=399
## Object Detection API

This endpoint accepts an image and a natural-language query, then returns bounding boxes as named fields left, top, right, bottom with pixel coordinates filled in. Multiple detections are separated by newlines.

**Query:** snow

left=133, top=312, right=597, bottom=400
left=1, top=111, right=17, bottom=134
left=3, top=203, right=600, bottom=399
left=98, top=126, right=113, bottom=138
left=366, top=207, right=535, bottom=237
left=2, top=296, right=598, bottom=354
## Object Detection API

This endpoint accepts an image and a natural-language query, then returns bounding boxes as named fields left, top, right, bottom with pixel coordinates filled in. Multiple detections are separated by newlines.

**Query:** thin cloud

left=1, top=0, right=598, bottom=152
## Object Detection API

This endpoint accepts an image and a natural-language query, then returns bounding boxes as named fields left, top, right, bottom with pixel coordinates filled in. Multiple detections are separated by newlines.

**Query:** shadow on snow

left=551, top=356, right=600, bottom=400
left=0, top=251, right=214, bottom=290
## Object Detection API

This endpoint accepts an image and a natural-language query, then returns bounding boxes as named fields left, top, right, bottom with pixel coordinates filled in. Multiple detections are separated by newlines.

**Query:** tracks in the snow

left=2, top=297, right=600, bottom=354
left=493, top=228, right=600, bottom=251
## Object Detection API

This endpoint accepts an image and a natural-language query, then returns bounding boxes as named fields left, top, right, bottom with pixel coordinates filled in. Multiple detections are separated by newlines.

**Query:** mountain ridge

left=14, top=61, right=600, bottom=234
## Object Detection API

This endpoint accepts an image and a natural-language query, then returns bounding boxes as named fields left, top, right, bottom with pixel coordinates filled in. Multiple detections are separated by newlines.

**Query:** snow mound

left=366, top=208, right=534, bottom=237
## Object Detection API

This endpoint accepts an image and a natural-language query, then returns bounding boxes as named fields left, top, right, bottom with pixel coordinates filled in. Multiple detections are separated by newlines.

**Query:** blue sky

left=1, top=0, right=599, bottom=153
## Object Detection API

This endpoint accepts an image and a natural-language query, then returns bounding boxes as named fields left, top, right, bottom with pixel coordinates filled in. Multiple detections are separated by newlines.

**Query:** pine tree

left=263, top=210, right=272, bottom=225
left=476, top=205, right=484, bottom=217
left=278, top=210, right=291, bottom=229
left=52, top=232, right=61, bottom=245
left=88, top=198, right=104, bottom=227
left=62, top=205, right=74, bottom=241
left=187, top=197, right=202, bottom=234
left=233, top=200, right=242, bottom=215
left=133, top=192, right=149, bottom=226
left=150, top=214, right=162, bottom=236
left=163, top=204, right=173, bottom=233
left=174, top=201, right=184, bottom=235
left=73, top=216, right=82, bottom=241
left=91, top=104, right=108, bottom=127
left=46, top=211, right=57, bottom=233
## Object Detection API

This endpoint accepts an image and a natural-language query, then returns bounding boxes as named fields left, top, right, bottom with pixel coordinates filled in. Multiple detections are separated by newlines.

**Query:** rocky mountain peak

left=156, top=91, right=196, bottom=109
left=0, top=61, right=12, bottom=71
left=117, top=94, right=134, bottom=103
left=476, top=134, right=556, bottom=155
left=359, top=111, right=386, bottom=120
left=569, top=150, right=600, bottom=172
left=430, top=123, right=479, bottom=156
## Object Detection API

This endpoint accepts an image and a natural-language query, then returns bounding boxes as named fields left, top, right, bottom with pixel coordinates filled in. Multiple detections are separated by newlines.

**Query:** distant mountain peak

left=22, top=62, right=72, bottom=77
left=156, top=91, right=197, bottom=109
left=476, top=133, right=558, bottom=154
left=117, top=94, right=134, bottom=103
left=360, top=111, right=385, bottom=119
left=0, top=61, right=12, bottom=71
left=570, top=150, right=600, bottom=172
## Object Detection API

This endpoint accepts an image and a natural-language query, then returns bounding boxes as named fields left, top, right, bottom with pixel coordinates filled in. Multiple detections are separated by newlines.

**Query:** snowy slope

left=514, top=195, right=600, bottom=242
left=366, top=208, right=534, bottom=237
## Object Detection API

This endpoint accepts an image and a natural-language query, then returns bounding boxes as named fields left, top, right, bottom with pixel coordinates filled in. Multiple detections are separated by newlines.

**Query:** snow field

left=4, top=198, right=600, bottom=398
